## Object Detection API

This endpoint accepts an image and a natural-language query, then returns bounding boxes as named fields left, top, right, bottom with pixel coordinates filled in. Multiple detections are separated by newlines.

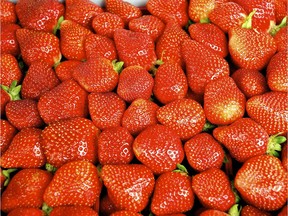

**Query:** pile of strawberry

left=1, top=0, right=287, bottom=215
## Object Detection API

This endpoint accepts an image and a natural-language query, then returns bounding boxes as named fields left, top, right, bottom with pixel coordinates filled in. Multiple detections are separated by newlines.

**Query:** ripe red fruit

left=1, top=89, right=11, bottom=116
left=0, top=81, right=21, bottom=117
left=100, top=164, right=155, bottom=212
left=274, top=26, right=287, bottom=52
left=235, top=155, right=287, bottom=211
left=37, top=79, right=89, bottom=124
left=50, top=206, right=98, bottom=216
left=192, top=168, right=236, bottom=212
left=184, top=133, right=224, bottom=172
left=7, top=208, right=44, bottom=216
left=199, top=210, right=229, bottom=216
left=157, top=98, right=206, bottom=140
left=43, top=160, right=102, bottom=207
left=1, top=23, right=20, bottom=56
left=110, top=211, right=142, bottom=216
left=240, top=205, right=272, bottom=216
left=1, top=169, right=52, bottom=213
left=54, top=60, right=82, bottom=82
left=42, top=117, right=100, bottom=168
left=0, top=120, right=17, bottom=155
left=1, top=0, right=17, bottom=24
left=133, top=124, right=184, bottom=175
left=0, top=54, right=22, bottom=86
left=282, top=143, right=287, bottom=171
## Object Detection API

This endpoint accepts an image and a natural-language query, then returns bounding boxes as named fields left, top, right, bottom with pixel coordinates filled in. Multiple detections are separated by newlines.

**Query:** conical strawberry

left=0, top=54, right=22, bottom=86
left=1, top=0, right=17, bottom=24
left=0, top=119, right=17, bottom=155
left=1, top=23, right=20, bottom=56
left=54, top=60, right=82, bottom=82
left=49, top=206, right=98, bottom=216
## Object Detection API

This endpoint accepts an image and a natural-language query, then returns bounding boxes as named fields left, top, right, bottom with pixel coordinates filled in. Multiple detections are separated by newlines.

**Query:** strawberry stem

left=266, top=132, right=286, bottom=157
left=2, top=168, right=17, bottom=186
left=270, top=16, right=287, bottom=36
left=45, top=163, right=57, bottom=174
left=112, top=60, right=124, bottom=73
left=202, top=121, right=216, bottom=132
left=228, top=204, right=242, bottom=216
left=53, top=16, right=64, bottom=35
left=241, top=10, right=256, bottom=29
left=200, top=17, right=210, bottom=23
left=42, top=202, right=53, bottom=216
left=1, top=80, right=22, bottom=101
left=173, top=163, right=188, bottom=174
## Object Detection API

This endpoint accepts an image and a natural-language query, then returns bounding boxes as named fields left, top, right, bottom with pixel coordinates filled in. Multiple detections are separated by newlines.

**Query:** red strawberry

left=241, top=205, right=272, bottom=216
left=98, top=127, right=134, bottom=165
left=188, top=23, right=228, bottom=58
left=42, top=117, right=100, bottom=168
left=37, top=79, right=89, bottom=124
left=16, top=28, right=61, bottom=67
left=184, top=133, right=224, bottom=172
left=181, top=39, right=230, bottom=95
left=1, top=23, right=20, bottom=56
left=110, top=211, right=142, bottom=216
left=114, top=29, right=157, bottom=71
left=0, top=54, right=22, bottom=86
left=0, top=120, right=17, bottom=155
left=121, top=98, right=159, bottom=136
left=275, top=0, right=287, bottom=24
left=60, top=20, right=93, bottom=61
left=116, top=66, right=154, bottom=103
left=146, top=0, right=188, bottom=26
left=282, top=143, right=287, bottom=171
left=228, top=26, right=277, bottom=70
left=43, top=160, right=101, bottom=207
left=199, top=210, right=229, bottom=216
left=92, top=12, right=124, bottom=38
left=21, top=60, right=60, bottom=100
left=72, top=57, right=121, bottom=93
left=235, top=155, right=287, bottom=211
left=133, top=124, right=184, bottom=174
left=274, top=26, right=288, bottom=52
left=151, top=165, right=194, bottom=215
left=204, top=76, right=246, bottom=125
left=1, top=169, right=52, bottom=213
left=105, top=0, right=142, bottom=25
left=0, top=128, right=46, bottom=168
left=156, top=98, right=206, bottom=140
left=85, top=34, right=118, bottom=61
left=50, top=206, right=98, bottom=216
left=101, top=164, right=155, bottom=212
left=128, top=15, right=165, bottom=41
left=54, top=60, right=82, bottom=82
left=1, top=0, right=17, bottom=24
left=246, top=91, right=288, bottom=135
left=208, top=2, right=247, bottom=33
left=192, top=168, right=236, bottom=212
left=88, top=92, right=126, bottom=130
left=15, top=0, right=64, bottom=33
left=1, top=81, right=22, bottom=116
left=153, top=61, right=188, bottom=105
left=65, top=0, right=103, bottom=29
left=231, top=68, right=268, bottom=98
left=6, top=99, right=44, bottom=130
left=1, top=88, right=11, bottom=116
left=100, top=194, right=119, bottom=215
left=185, top=88, right=204, bottom=105
left=7, top=208, right=44, bottom=216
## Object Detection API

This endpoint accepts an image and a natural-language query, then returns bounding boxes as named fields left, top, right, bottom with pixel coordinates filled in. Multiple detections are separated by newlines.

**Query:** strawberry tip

left=228, top=204, right=242, bottom=216
left=266, top=133, right=286, bottom=157
left=2, top=168, right=17, bottom=186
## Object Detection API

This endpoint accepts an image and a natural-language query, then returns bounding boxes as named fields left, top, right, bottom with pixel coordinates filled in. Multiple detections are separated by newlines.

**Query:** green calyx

left=45, top=163, right=57, bottom=174
left=266, top=132, right=286, bottom=157
left=228, top=204, right=242, bottom=216
left=2, top=168, right=17, bottom=186
left=241, top=10, right=256, bottom=29
left=202, top=121, right=217, bottom=132
left=42, top=202, right=53, bottom=216
left=231, top=181, right=241, bottom=204
left=1, top=80, right=22, bottom=101
left=200, top=17, right=210, bottom=24
left=53, top=16, right=64, bottom=35
left=112, top=60, right=124, bottom=73
left=173, top=163, right=188, bottom=175
left=270, top=16, right=287, bottom=36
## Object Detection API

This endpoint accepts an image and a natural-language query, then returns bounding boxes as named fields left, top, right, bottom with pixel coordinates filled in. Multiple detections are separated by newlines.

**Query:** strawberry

left=37, top=79, right=89, bottom=124
left=1, top=23, right=21, bottom=56
left=110, top=211, right=142, bottom=216
left=235, top=155, right=287, bottom=211
left=228, top=26, right=277, bottom=70
left=240, top=205, right=272, bottom=216
left=98, top=126, right=134, bottom=165
left=208, top=2, right=247, bottom=33
left=156, top=21, right=190, bottom=67
left=43, top=160, right=101, bottom=207
left=231, top=68, right=268, bottom=98
left=114, top=29, right=157, bottom=71
left=246, top=91, right=288, bottom=135
left=0, top=128, right=46, bottom=168
left=199, top=210, right=229, bottom=216
left=267, top=51, right=288, bottom=92
left=153, top=61, right=188, bottom=105
left=146, top=0, right=188, bottom=26
left=7, top=208, right=44, bottom=216
left=16, top=28, right=61, bottom=67
left=1, top=89, right=11, bottom=116
left=184, top=133, right=224, bottom=172
left=185, top=89, right=204, bottom=105
left=282, top=143, right=287, bottom=171
left=1, top=169, right=52, bottom=213
left=42, top=117, right=100, bottom=168
left=121, top=98, right=159, bottom=136
left=188, top=23, right=228, bottom=58
left=151, top=165, right=194, bottom=215
left=0, top=120, right=17, bottom=155
left=92, top=12, right=124, bottom=38
left=100, top=194, right=119, bottom=215
left=204, top=76, right=246, bottom=125
left=192, top=168, right=236, bottom=212
left=133, top=124, right=184, bottom=174
left=156, top=98, right=206, bottom=140
left=88, top=92, right=126, bottom=130
left=84, top=34, right=118, bottom=61
left=274, top=26, right=288, bottom=52
left=275, top=0, right=287, bottom=24
left=49, top=206, right=98, bottom=216
left=65, top=0, right=103, bottom=30
left=128, top=15, right=165, bottom=41
left=181, top=39, right=230, bottom=95
left=21, top=60, right=60, bottom=100
left=0, top=54, right=22, bottom=86
left=60, top=20, right=93, bottom=61
left=54, top=60, right=81, bottom=82
left=6, top=99, right=44, bottom=130
left=100, top=164, right=155, bottom=212
left=1, top=80, right=22, bottom=116
left=1, top=0, right=17, bottom=24
left=72, top=57, right=121, bottom=93
left=116, top=66, right=154, bottom=103
left=105, top=0, right=142, bottom=25
left=15, top=0, right=64, bottom=33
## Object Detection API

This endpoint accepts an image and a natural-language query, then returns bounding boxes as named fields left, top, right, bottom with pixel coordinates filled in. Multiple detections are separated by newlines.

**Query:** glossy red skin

left=1, top=23, right=20, bottom=56
left=0, top=54, right=22, bottom=86
left=1, top=89, right=10, bottom=116
left=0, top=128, right=46, bottom=168
left=275, top=0, right=287, bottom=24
left=241, top=205, right=272, bottom=216
left=7, top=208, right=44, bottom=216
left=54, top=60, right=82, bottom=82
left=281, top=143, right=287, bottom=171
left=110, top=211, right=143, bottom=216
left=235, top=155, right=287, bottom=211
left=1, top=169, right=52, bottom=213
left=1, top=0, right=17, bottom=24
left=199, top=210, right=229, bottom=216
left=0, top=119, right=17, bottom=155
left=50, top=206, right=98, bottom=216
left=274, top=26, right=287, bottom=52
